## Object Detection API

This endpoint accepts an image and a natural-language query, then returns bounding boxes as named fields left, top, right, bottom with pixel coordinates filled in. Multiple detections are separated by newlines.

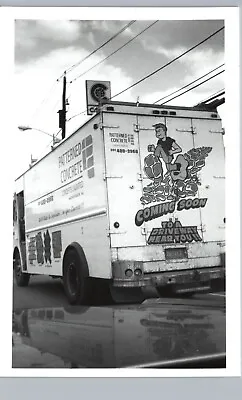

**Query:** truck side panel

left=24, top=117, right=106, bottom=231
left=23, top=116, right=112, bottom=278
left=25, top=214, right=111, bottom=278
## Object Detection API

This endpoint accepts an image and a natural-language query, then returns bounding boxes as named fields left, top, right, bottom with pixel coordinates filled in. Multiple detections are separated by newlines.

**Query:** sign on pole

left=86, top=80, right=111, bottom=115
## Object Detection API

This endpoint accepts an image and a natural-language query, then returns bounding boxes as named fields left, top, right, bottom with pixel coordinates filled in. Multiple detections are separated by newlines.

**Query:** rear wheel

left=14, top=250, right=30, bottom=287
left=63, top=249, right=91, bottom=305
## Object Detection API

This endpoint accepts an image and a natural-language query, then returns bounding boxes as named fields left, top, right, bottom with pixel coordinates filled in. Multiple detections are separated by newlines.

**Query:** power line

left=49, top=96, right=61, bottom=115
left=58, top=20, right=136, bottom=80
left=49, top=76, right=225, bottom=150
left=70, top=21, right=158, bottom=83
left=111, top=26, right=224, bottom=100
left=160, top=69, right=224, bottom=105
left=49, top=73, right=224, bottom=148
left=196, top=88, right=225, bottom=104
left=32, top=24, right=225, bottom=142
left=66, top=72, right=224, bottom=125
left=66, top=70, right=224, bottom=125
left=153, top=63, right=224, bottom=104
left=68, top=110, right=86, bottom=121
left=44, top=78, right=225, bottom=152
left=59, top=27, right=225, bottom=132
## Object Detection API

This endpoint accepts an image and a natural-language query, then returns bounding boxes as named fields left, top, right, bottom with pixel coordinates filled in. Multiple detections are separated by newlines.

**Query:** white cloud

left=15, top=21, right=36, bottom=50
left=155, top=45, right=187, bottom=59
left=140, top=35, right=187, bottom=59
left=140, top=86, right=178, bottom=104
left=16, top=20, right=80, bottom=46
left=140, top=37, right=224, bottom=78
left=181, top=48, right=224, bottom=76
left=36, top=20, right=80, bottom=42
left=86, top=31, right=96, bottom=47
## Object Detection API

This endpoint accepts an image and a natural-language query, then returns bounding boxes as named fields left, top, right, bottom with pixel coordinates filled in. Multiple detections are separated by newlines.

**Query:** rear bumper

left=112, top=244, right=225, bottom=291
left=113, top=265, right=225, bottom=289
left=148, top=266, right=225, bottom=287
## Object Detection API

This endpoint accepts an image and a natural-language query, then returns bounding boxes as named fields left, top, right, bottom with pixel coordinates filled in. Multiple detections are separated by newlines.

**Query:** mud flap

left=110, top=286, right=145, bottom=304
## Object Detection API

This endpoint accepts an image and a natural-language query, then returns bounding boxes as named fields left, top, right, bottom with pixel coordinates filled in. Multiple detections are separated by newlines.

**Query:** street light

left=18, top=125, right=62, bottom=167
left=18, top=125, right=53, bottom=137
left=18, top=125, right=62, bottom=146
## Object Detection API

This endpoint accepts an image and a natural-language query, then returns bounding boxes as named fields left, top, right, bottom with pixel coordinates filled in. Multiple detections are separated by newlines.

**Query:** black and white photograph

left=4, top=7, right=239, bottom=375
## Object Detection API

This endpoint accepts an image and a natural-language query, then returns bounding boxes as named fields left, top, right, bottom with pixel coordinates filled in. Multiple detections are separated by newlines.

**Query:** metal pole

left=62, top=73, right=67, bottom=140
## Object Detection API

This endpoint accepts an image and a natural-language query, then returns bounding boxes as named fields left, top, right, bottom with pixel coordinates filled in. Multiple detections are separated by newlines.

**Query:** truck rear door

left=137, top=115, right=203, bottom=242
left=192, top=118, right=225, bottom=242
left=102, top=111, right=146, bottom=248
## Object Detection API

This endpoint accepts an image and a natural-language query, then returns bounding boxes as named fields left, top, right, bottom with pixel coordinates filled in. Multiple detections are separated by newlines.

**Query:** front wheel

left=63, top=249, right=91, bottom=305
left=14, top=251, right=30, bottom=287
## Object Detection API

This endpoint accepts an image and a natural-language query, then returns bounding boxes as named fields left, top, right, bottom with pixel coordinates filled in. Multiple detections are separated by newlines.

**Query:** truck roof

left=100, top=99, right=221, bottom=112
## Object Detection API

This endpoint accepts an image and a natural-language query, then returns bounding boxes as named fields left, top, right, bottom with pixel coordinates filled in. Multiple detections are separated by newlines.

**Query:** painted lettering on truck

left=58, top=135, right=95, bottom=183
left=135, top=198, right=207, bottom=226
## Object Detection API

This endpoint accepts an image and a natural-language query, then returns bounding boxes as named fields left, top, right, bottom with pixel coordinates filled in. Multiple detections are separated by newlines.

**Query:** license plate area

left=165, top=247, right=188, bottom=260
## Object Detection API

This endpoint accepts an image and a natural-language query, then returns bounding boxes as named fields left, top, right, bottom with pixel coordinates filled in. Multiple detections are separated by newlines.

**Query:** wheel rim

left=67, top=262, right=80, bottom=296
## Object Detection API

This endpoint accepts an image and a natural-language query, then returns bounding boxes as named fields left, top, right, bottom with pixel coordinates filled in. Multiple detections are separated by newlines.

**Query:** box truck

left=13, top=100, right=225, bottom=304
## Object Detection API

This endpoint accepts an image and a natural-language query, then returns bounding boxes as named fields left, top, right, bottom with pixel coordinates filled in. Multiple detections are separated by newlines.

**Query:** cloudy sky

left=15, top=18, right=225, bottom=174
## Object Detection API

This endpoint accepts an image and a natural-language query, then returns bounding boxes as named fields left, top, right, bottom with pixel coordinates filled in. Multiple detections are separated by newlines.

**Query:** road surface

left=13, top=274, right=225, bottom=310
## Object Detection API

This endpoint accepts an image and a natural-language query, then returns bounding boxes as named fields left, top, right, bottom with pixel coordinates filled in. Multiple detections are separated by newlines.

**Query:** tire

left=14, top=250, right=30, bottom=287
left=63, top=249, right=91, bottom=305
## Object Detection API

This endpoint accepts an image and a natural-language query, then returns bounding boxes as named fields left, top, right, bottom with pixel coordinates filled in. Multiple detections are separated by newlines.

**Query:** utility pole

left=58, top=72, right=67, bottom=140
left=62, top=73, right=66, bottom=140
